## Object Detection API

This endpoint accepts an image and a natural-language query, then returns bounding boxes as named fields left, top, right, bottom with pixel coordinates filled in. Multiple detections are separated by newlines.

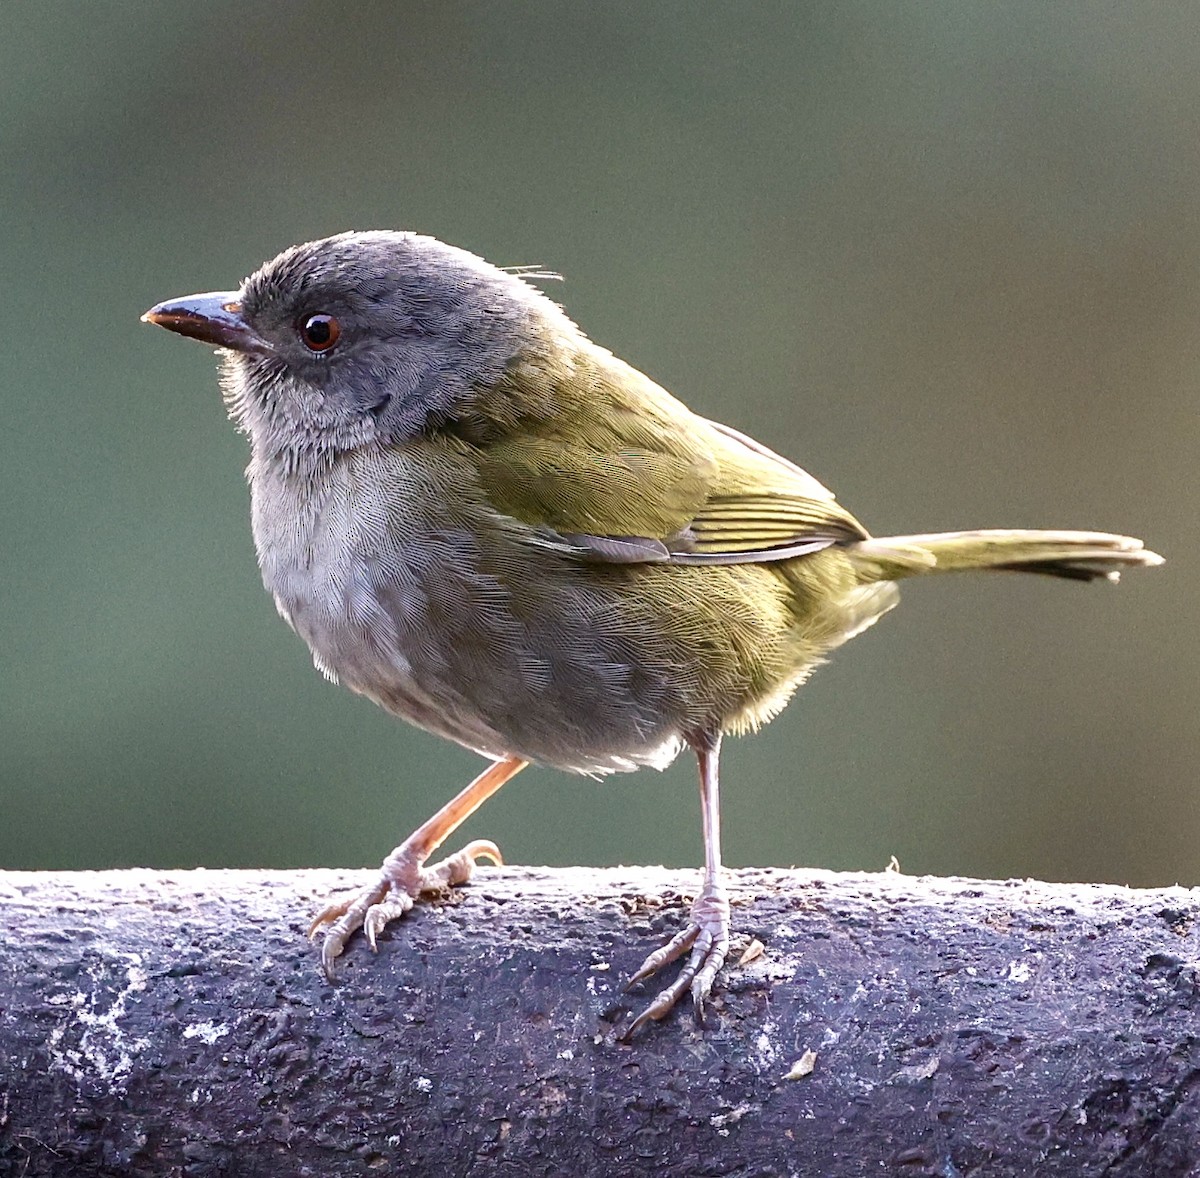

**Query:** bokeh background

left=3, top=4, right=1196, bottom=888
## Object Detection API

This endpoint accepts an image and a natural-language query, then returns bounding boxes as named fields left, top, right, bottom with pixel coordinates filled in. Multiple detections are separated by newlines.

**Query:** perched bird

left=144, top=231, right=1162, bottom=1036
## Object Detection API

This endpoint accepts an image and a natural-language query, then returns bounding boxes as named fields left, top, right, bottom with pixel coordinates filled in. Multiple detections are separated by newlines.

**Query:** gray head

left=144, top=231, right=571, bottom=465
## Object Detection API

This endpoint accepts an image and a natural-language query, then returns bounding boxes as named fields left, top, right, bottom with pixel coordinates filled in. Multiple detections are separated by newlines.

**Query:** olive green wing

left=682, top=419, right=869, bottom=560
left=472, top=354, right=868, bottom=564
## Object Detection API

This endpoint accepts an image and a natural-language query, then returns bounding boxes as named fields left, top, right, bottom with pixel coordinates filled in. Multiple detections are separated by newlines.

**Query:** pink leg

left=309, top=755, right=528, bottom=977
left=624, top=734, right=731, bottom=1037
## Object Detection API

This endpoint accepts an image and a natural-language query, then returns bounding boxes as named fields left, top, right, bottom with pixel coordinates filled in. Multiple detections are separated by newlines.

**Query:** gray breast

left=245, top=449, right=687, bottom=774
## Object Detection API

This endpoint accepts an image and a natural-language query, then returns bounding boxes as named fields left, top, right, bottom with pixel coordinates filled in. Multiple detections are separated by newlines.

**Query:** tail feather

left=850, top=529, right=1164, bottom=584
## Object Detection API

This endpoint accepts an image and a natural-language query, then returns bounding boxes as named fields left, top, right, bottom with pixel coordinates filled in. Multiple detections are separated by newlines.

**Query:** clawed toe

left=308, top=839, right=502, bottom=979
left=363, top=893, right=417, bottom=950
left=417, top=839, right=503, bottom=892
left=622, top=883, right=731, bottom=1039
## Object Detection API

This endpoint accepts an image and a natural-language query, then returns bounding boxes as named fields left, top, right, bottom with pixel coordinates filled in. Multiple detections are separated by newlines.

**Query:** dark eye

left=298, top=313, right=341, bottom=352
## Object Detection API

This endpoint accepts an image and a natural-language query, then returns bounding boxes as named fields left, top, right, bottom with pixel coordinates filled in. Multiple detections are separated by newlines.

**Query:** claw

left=308, top=903, right=343, bottom=940
left=364, top=893, right=415, bottom=950
left=463, top=839, right=504, bottom=867
left=320, top=932, right=343, bottom=981
left=624, top=969, right=694, bottom=1039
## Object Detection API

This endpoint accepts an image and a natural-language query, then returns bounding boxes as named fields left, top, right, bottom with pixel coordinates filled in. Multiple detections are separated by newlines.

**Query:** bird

left=144, top=230, right=1162, bottom=1036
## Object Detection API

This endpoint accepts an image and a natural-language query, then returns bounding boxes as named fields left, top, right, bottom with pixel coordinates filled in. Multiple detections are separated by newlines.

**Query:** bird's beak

left=141, top=291, right=270, bottom=354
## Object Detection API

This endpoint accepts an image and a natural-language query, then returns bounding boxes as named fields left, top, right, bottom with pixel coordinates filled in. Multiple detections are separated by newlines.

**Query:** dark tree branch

left=1, top=866, right=1198, bottom=1177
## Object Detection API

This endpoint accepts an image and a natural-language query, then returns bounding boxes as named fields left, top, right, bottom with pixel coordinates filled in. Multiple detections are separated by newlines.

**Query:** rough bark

left=1, top=866, right=1198, bottom=1177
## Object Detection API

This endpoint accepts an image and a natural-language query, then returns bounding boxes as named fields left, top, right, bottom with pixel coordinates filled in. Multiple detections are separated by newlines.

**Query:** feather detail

left=471, top=341, right=867, bottom=567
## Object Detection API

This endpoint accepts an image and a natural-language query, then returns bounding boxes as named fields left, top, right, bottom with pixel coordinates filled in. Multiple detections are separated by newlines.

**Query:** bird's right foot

left=622, top=878, right=731, bottom=1039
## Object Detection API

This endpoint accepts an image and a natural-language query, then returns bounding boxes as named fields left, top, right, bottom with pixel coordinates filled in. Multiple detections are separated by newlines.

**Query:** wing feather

left=469, top=345, right=868, bottom=564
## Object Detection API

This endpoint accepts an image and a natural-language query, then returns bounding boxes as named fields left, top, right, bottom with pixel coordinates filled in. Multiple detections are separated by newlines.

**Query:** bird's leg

left=309, top=755, right=528, bottom=978
left=624, top=732, right=730, bottom=1037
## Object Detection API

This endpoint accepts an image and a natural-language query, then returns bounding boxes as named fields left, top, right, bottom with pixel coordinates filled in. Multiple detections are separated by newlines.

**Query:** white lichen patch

left=46, top=952, right=151, bottom=1091
left=710, top=1101, right=759, bottom=1136
left=182, top=1019, right=230, bottom=1046
left=736, top=942, right=806, bottom=986
left=1005, top=959, right=1034, bottom=983
left=819, top=1026, right=841, bottom=1049
left=586, top=973, right=611, bottom=996
left=753, top=1023, right=779, bottom=1071
left=893, top=1054, right=940, bottom=1082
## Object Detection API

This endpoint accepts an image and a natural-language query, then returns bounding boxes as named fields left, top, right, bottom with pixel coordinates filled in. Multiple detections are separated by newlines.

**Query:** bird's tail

left=849, top=529, right=1163, bottom=584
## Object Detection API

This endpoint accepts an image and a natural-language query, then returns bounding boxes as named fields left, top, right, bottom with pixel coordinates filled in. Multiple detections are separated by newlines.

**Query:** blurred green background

left=2, top=3, right=1195, bottom=887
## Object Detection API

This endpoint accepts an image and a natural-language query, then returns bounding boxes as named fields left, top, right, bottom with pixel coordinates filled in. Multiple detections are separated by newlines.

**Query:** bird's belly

left=248, top=464, right=843, bottom=774
left=277, top=572, right=689, bottom=772
left=253, top=499, right=686, bottom=772
left=266, top=550, right=523, bottom=762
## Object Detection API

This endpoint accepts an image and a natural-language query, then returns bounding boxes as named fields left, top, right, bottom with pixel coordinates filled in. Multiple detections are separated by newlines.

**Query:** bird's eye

left=298, top=313, right=341, bottom=353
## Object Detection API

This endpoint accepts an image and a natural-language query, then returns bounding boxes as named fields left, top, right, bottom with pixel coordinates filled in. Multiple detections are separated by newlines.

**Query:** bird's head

left=144, top=231, right=568, bottom=466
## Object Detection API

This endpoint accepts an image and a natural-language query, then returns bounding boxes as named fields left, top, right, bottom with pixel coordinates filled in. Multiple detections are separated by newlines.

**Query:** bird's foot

left=308, top=838, right=502, bottom=979
left=623, top=878, right=730, bottom=1038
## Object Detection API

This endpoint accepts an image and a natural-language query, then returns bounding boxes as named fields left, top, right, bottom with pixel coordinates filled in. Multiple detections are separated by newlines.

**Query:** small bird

left=144, top=231, right=1162, bottom=1036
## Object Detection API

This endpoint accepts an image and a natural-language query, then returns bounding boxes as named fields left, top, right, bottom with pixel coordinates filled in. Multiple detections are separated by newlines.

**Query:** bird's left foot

left=623, top=878, right=730, bottom=1038
left=308, top=838, right=502, bottom=979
